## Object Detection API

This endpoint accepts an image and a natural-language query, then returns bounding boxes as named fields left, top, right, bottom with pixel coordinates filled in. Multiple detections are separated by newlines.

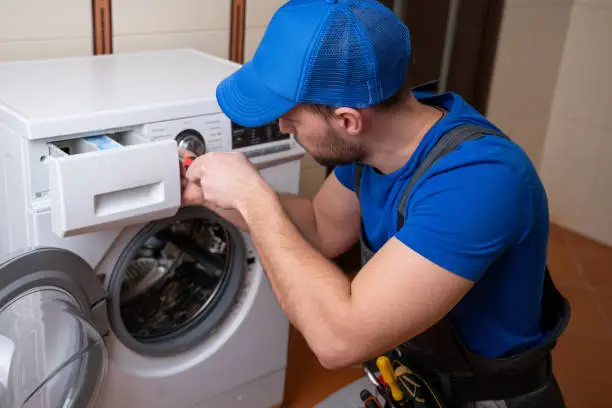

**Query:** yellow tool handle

left=376, top=356, right=404, bottom=402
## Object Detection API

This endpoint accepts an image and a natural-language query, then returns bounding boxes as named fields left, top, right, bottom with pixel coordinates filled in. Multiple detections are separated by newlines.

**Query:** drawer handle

left=94, top=182, right=164, bottom=217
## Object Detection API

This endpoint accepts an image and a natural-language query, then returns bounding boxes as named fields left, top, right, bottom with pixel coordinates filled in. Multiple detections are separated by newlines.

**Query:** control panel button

left=232, top=120, right=290, bottom=149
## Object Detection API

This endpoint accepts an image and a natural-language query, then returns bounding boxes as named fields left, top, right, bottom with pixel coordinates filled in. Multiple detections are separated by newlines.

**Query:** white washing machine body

left=0, top=49, right=305, bottom=408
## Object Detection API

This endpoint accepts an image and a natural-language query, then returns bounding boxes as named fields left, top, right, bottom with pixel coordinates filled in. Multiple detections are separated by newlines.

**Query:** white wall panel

left=112, top=0, right=231, bottom=59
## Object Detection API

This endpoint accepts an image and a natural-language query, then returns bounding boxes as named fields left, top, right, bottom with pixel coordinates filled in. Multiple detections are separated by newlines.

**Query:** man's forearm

left=238, top=191, right=354, bottom=367
left=206, top=194, right=323, bottom=250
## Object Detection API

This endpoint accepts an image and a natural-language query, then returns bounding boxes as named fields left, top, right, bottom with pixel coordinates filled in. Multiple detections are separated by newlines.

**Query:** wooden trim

left=472, top=0, right=505, bottom=115
left=230, top=0, right=246, bottom=63
left=92, top=0, right=113, bottom=55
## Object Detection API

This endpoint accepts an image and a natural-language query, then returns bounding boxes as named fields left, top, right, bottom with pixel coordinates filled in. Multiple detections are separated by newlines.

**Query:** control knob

left=176, top=129, right=206, bottom=156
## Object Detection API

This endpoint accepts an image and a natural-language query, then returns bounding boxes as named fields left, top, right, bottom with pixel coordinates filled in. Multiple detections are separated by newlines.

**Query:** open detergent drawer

left=45, top=132, right=181, bottom=237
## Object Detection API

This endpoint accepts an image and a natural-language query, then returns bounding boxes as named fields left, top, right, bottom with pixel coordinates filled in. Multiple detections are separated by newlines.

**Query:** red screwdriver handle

left=180, top=156, right=194, bottom=172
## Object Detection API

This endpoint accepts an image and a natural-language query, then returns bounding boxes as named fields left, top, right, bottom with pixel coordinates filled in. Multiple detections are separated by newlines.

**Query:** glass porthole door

left=0, top=248, right=109, bottom=408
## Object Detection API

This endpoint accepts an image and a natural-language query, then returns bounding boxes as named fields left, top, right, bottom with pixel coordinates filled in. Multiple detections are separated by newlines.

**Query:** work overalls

left=356, top=124, right=571, bottom=408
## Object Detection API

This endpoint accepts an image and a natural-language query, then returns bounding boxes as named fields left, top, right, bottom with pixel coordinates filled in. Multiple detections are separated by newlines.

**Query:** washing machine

left=0, top=49, right=305, bottom=408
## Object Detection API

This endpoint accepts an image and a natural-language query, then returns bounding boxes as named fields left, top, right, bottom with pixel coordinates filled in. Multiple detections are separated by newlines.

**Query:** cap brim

left=216, top=61, right=297, bottom=128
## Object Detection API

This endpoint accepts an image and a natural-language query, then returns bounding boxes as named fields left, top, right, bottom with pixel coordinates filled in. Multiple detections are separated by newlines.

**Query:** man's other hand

left=183, top=151, right=275, bottom=212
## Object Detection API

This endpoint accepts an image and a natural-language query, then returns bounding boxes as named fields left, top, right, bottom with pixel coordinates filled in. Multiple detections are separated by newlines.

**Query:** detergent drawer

left=45, top=132, right=181, bottom=237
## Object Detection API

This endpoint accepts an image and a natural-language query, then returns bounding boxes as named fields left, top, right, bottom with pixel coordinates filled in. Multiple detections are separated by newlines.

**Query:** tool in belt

left=355, top=121, right=571, bottom=408
left=362, top=355, right=445, bottom=408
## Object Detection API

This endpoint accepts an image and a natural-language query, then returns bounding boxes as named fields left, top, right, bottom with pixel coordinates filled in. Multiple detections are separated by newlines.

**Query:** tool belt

left=363, top=352, right=564, bottom=408
left=354, top=121, right=571, bottom=408
left=361, top=268, right=569, bottom=408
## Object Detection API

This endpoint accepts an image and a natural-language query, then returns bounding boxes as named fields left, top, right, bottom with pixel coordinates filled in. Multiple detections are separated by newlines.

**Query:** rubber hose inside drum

left=119, top=218, right=231, bottom=341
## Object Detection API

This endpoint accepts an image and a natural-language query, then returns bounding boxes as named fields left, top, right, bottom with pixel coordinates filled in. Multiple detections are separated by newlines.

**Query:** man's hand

left=178, top=149, right=361, bottom=256
left=182, top=151, right=275, bottom=212
left=179, top=149, right=201, bottom=205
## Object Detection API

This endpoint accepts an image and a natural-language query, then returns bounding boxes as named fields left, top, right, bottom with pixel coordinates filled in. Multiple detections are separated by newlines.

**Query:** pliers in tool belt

left=363, top=365, right=401, bottom=408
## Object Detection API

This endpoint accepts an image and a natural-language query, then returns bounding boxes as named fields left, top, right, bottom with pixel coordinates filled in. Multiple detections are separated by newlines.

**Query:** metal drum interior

left=119, top=218, right=230, bottom=339
left=108, top=206, right=247, bottom=356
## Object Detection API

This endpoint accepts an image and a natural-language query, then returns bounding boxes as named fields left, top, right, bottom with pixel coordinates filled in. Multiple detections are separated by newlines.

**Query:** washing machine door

left=0, top=247, right=109, bottom=408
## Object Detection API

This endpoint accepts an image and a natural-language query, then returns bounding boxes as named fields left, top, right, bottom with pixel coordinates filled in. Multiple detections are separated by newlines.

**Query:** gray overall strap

left=353, top=125, right=509, bottom=214
left=396, top=124, right=509, bottom=229
left=354, top=162, right=365, bottom=199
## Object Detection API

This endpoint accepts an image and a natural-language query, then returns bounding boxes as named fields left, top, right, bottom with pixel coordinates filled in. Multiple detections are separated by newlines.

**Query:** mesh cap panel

left=298, top=0, right=410, bottom=108
left=298, top=6, right=378, bottom=107
left=351, top=0, right=411, bottom=101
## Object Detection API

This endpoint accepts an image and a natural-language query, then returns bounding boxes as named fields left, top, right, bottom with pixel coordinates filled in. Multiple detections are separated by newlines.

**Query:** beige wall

left=112, top=0, right=231, bottom=58
left=0, top=1, right=230, bottom=61
left=487, top=0, right=573, bottom=168
left=0, top=0, right=93, bottom=61
left=489, top=0, right=612, bottom=246
left=539, top=0, right=612, bottom=245
left=244, top=0, right=286, bottom=60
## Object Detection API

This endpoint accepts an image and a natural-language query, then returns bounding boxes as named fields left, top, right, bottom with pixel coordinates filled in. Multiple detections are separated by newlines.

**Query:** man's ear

left=332, top=108, right=363, bottom=135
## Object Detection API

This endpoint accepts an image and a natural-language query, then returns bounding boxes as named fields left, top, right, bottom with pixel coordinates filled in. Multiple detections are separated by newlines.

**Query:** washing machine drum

left=107, top=205, right=248, bottom=357
left=0, top=286, right=106, bottom=408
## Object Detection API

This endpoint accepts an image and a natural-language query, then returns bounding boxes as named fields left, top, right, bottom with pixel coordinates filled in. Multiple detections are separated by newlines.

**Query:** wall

left=539, top=0, right=612, bottom=245
left=486, top=0, right=573, bottom=168
left=112, top=0, right=230, bottom=58
left=489, top=0, right=612, bottom=246
left=0, top=0, right=92, bottom=61
left=244, top=0, right=285, bottom=60
left=244, top=0, right=329, bottom=199
left=0, top=1, right=230, bottom=61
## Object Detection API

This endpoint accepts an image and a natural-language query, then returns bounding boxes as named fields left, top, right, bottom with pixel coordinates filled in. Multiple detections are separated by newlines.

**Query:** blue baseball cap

left=216, top=0, right=411, bottom=127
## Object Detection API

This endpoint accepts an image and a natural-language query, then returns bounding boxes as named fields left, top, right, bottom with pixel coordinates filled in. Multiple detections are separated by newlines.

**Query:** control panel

left=231, top=120, right=290, bottom=149
left=139, top=114, right=296, bottom=160
left=140, top=113, right=231, bottom=155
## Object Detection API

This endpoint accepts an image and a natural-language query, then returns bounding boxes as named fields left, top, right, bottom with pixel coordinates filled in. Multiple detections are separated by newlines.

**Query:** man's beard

left=297, top=130, right=366, bottom=167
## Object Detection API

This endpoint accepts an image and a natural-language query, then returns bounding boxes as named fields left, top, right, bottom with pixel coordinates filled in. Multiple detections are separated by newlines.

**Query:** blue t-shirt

left=334, top=91, right=550, bottom=358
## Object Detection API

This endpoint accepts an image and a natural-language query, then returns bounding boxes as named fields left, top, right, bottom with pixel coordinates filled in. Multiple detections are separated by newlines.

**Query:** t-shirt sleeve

left=333, top=163, right=356, bottom=192
left=395, top=160, right=532, bottom=282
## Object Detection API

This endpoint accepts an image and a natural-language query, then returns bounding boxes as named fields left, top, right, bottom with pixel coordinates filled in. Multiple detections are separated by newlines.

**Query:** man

left=181, top=0, right=569, bottom=406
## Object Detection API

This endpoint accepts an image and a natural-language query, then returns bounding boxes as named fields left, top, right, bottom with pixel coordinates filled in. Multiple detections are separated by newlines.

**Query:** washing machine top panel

left=0, top=49, right=241, bottom=140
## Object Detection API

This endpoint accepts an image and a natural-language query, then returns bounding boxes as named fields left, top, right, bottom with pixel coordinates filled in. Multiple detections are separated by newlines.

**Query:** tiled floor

left=281, top=223, right=612, bottom=407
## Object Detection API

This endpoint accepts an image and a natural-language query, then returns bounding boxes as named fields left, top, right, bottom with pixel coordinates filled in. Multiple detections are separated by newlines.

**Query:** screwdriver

left=363, top=365, right=398, bottom=408
left=179, top=155, right=194, bottom=172
left=376, top=356, right=404, bottom=402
